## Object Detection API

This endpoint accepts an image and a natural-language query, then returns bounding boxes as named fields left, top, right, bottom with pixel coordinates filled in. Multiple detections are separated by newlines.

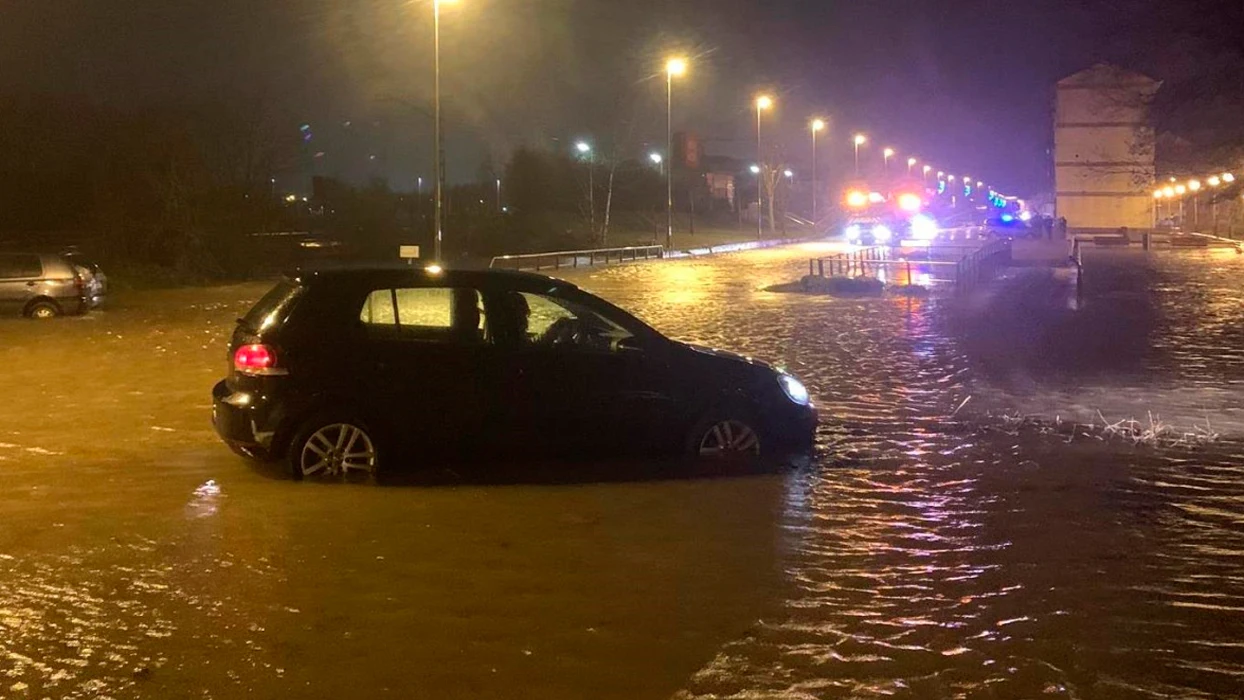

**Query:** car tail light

left=233, top=344, right=288, bottom=376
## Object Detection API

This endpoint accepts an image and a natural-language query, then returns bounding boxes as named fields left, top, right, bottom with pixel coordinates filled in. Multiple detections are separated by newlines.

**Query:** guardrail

left=490, top=245, right=664, bottom=271
left=807, top=240, right=1011, bottom=292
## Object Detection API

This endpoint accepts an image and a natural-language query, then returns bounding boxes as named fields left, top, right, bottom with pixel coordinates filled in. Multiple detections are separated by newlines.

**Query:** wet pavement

left=2, top=245, right=1244, bottom=698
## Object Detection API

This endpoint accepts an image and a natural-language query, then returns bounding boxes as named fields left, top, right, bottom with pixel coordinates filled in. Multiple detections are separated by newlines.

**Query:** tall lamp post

left=576, top=141, right=594, bottom=235
left=907, top=157, right=917, bottom=177
left=922, top=164, right=932, bottom=182
left=756, top=95, right=773, bottom=239
left=810, top=118, right=826, bottom=222
left=883, top=147, right=895, bottom=175
left=431, top=0, right=457, bottom=262
left=853, top=134, right=867, bottom=176
left=665, top=58, right=687, bottom=250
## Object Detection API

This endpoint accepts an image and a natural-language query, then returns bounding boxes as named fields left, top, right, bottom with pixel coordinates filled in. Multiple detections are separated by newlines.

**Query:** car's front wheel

left=288, top=416, right=380, bottom=481
left=687, top=413, right=763, bottom=459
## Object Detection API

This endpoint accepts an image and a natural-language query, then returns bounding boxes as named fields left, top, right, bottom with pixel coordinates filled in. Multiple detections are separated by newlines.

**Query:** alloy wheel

left=299, top=423, right=377, bottom=479
left=698, top=419, right=760, bottom=458
left=31, top=306, right=56, bottom=319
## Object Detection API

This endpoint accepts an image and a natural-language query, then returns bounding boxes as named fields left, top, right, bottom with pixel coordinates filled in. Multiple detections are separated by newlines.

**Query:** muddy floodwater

left=2, top=245, right=1242, bottom=698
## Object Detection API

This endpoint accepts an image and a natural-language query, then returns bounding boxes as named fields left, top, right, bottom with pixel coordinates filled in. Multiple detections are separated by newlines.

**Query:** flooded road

left=2, top=245, right=1243, bottom=698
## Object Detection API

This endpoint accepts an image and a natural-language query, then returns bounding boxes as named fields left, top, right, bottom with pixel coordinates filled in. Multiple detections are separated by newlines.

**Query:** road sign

left=399, top=245, right=420, bottom=259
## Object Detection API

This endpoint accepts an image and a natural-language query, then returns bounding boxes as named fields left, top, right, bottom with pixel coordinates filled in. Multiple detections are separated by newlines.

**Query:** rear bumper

left=211, top=380, right=281, bottom=451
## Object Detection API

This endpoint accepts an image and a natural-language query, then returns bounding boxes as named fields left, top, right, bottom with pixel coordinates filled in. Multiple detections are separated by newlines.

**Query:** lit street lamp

left=883, top=147, right=895, bottom=174
left=576, top=141, right=595, bottom=235
left=853, top=134, right=867, bottom=176
left=431, top=0, right=458, bottom=262
left=810, top=118, right=826, bottom=222
left=665, top=57, right=687, bottom=250
left=907, top=157, right=917, bottom=176
left=756, top=95, right=773, bottom=239
left=649, top=152, right=663, bottom=175
left=923, top=165, right=932, bottom=178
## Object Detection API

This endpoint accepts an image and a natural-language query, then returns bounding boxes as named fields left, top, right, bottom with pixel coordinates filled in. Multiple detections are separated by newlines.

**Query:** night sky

left=0, top=0, right=1231, bottom=195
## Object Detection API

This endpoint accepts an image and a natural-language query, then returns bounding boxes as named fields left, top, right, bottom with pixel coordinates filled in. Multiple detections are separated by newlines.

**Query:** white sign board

left=398, top=245, right=421, bottom=259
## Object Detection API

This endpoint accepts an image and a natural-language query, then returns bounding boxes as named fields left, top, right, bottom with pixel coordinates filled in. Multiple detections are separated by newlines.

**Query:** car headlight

left=778, top=373, right=810, bottom=406
left=872, top=224, right=893, bottom=242
left=845, top=224, right=861, bottom=240
left=910, top=214, right=937, bottom=240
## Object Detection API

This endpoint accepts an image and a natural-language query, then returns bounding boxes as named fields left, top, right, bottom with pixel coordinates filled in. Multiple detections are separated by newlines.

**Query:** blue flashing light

left=937, top=180, right=946, bottom=195
left=1000, top=213, right=1015, bottom=223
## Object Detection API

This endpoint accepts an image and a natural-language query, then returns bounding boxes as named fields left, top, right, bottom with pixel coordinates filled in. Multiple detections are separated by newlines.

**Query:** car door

left=489, top=289, right=678, bottom=458
left=0, top=255, right=42, bottom=315
left=355, top=284, right=500, bottom=459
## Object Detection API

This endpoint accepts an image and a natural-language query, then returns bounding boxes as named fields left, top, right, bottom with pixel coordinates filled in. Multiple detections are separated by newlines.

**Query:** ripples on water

left=578, top=247, right=1244, bottom=698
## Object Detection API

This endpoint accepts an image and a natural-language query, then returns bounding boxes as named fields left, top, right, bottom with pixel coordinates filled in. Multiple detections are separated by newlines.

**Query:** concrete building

left=1054, top=64, right=1160, bottom=230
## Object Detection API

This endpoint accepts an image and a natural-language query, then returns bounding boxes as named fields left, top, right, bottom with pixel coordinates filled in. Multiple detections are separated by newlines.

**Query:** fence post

left=818, top=259, right=825, bottom=277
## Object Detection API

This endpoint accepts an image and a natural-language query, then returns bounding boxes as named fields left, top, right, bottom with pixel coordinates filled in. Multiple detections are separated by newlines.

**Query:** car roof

left=286, top=264, right=580, bottom=293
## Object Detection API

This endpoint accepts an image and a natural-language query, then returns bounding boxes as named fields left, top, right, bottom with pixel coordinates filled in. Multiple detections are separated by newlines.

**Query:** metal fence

left=489, top=245, right=664, bottom=271
left=807, top=240, right=1011, bottom=292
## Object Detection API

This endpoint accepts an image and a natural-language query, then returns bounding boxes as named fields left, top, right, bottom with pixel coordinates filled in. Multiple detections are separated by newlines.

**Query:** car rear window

left=0, top=254, right=43, bottom=279
left=242, top=279, right=303, bottom=332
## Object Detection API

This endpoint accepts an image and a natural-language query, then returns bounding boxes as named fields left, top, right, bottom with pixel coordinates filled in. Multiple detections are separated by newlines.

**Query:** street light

left=784, top=169, right=794, bottom=179
left=907, top=157, right=917, bottom=176
left=576, top=141, right=595, bottom=235
left=922, top=164, right=931, bottom=178
left=853, top=134, right=867, bottom=175
left=431, top=0, right=459, bottom=262
left=810, top=118, right=826, bottom=222
left=756, top=95, right=773, bottom=239
left=883, top=147, right=895, bottom=173
left=649, top=152, right=663, bottom=175
left=1223, top=173, right=1236, bottom=183
left=665, top=57, right=687, bottom=250
left=749, top=164, right=761, bottom=174
left=1208, top=176, right=1221, bottom=187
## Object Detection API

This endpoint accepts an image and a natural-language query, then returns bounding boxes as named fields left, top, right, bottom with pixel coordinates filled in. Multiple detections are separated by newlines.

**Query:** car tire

left=26, top=300, right=60, bottom=319
left=686, top=409, right=764, bottom=460
left=287, top=414, right=381, bottom=482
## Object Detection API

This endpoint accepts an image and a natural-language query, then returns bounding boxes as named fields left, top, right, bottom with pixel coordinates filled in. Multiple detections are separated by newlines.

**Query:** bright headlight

left=910, top=214, right=937, bottom=240
left=845, top=224, right=861, bottom=240
left=872, top=224, right=893, bottom=242
left=778, top=373, right=810, bottom=406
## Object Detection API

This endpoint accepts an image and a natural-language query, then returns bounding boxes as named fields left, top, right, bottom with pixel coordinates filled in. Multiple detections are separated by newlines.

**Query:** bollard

left=809, top=259, right=814, bottom=277
left=1142, top=231, right=1151, bottom=251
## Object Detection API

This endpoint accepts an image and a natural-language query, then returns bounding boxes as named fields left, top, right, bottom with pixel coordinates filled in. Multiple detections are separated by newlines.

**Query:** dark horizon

left=1, top=0, right=1239, bottom=196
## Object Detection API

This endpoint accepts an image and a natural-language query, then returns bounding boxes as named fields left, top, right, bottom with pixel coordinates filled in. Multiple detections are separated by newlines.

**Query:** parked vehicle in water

left=0, top=253, right=89, bottom=318
left=212, top=265, right=818, bottom=479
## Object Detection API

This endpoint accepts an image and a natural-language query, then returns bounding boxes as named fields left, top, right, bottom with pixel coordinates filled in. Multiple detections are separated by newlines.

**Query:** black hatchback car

left=212, top=266, right=817, bottom=479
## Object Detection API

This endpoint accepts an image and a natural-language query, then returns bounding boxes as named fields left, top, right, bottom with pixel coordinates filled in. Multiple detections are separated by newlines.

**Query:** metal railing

left=490, top=245, right=664, bottom=271
left=807, top=240, right=1011, bottom=292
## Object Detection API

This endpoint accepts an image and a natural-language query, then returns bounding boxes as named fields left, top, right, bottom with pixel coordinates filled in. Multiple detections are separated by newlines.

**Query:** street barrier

left=489, top=245, right=664, bottom=271
left=806, top=240, right=1011, bottom=292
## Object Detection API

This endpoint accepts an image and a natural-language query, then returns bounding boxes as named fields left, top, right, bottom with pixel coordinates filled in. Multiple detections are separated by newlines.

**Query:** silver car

left=0, top=253, right=89, bottom=318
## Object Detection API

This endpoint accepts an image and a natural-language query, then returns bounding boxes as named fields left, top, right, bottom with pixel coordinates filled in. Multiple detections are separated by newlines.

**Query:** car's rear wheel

left=26, top=300, right=60, bottom=319
left=688, top=413, right=763, bottom=459
left=288, top=417, right=379, bottom=482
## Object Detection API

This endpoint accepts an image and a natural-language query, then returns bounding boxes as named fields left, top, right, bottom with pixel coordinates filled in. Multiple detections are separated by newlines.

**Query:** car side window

left=359, top=287, right=485, bottom=343
left=0, top=255, right=43, bottom=279
left=514, top=292, right=633, bottom=353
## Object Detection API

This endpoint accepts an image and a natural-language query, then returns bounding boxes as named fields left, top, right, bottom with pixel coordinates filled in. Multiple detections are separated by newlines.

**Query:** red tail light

left=233, top=344, right=288, bottom=376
